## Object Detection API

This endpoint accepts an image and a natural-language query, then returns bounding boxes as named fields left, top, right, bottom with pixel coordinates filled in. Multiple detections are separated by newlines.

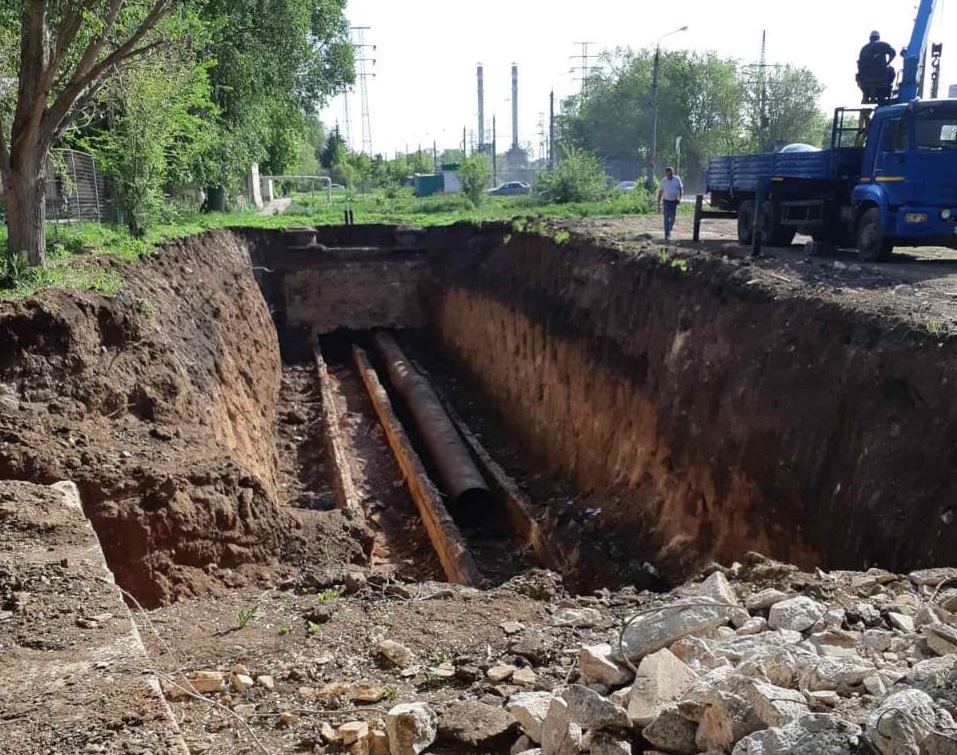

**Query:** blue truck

left=705, top=0, right=957, bottom=261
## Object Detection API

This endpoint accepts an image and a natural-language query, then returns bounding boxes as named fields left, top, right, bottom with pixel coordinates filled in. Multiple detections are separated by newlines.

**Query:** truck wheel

left=759, top=202, right=797, bottom=246
left=737, top=201, right=755, bottom=245
left=857, top=208, right=893, bottom=262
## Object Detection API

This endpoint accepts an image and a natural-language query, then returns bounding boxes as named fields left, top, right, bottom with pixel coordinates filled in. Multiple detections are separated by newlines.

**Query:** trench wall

left=431, top=233, right=957, bottom=579
left=0, top=230, right=293, bottom=606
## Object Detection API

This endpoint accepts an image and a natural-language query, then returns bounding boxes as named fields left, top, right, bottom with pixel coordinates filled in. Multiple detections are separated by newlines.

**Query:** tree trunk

left=3, top=153, right=48, bottom=267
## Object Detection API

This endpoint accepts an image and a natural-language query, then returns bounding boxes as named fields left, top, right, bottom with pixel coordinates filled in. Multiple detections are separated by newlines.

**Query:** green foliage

left=278, top=624, right=292, bottom=636
left=537, top=148, right=609, bottom=203
left=658, top=249, right=690, bottom=272
left=198, top=0, right=354, bottom=183
left=236, top=601, right=261, bottom=629
left=457, top=154, right=491, bottom=207
left=559, top=47, right=830, bottom=184
left=307, top=621, right=322, bottom=636
left=383, top=685, right=399, bottom=701
left=317, top=586, right=346, bottom=603
left=78, top=54, right=216, bottom=238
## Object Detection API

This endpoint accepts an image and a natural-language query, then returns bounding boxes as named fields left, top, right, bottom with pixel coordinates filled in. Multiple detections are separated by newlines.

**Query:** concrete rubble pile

left=502, top=561, right=957, bottom=755
left=162, top=557, right=957, bottom=754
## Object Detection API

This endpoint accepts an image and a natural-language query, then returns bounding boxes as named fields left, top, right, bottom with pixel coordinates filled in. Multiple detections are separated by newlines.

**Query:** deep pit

left=1, top=223, right=956, bottom=608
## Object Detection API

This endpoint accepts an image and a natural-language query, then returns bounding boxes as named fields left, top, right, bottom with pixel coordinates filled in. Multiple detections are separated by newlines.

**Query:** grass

left=0, top=188, right=659, bottom=301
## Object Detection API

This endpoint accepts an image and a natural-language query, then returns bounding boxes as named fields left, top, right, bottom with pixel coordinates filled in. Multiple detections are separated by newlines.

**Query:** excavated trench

left=1, top=223, right=956, bottom=607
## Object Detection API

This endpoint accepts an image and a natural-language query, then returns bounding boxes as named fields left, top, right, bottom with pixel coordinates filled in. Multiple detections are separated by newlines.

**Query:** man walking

left=657, top=166, right=683, bottom=241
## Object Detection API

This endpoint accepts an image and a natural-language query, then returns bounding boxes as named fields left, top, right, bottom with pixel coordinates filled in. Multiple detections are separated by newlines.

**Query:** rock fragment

left=386, top=703, right=438, bottom=755
left=867, top=689, right=956, bottom=755
left=541, top=697, right=582, bottom=755
left=731, top=713, right=863, bottom=754
left=508, top=692, right=555, bottom=743
left=562, top=684, right=630, bottom=730
left=627, top=649, right=697, bottom=726
left=767, top=597, right=827, bottom=633
left=621, top=598, right=733, bottom=661
left=579, top=643, right=634, bottom=687
left=379, top=640, right=417, bottom=669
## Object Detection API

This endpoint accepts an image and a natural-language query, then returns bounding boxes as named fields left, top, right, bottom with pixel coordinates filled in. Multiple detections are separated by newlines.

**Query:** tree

left=320, top=128, right=347, bottom=169
left=78, top=51, right=215, bottom=236
left=1, top=1, right=185, bottom=266
left=198, top=0, right=354, bottom=185
left=457, top=154, right=490, bottom=207
left=746, top=65, right=829, bottom=150
left=537, top=147, right=608, bottom=203
left=558, top=47, right=828, bottom=187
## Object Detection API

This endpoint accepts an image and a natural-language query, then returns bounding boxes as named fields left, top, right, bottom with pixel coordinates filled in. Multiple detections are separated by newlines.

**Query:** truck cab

left=853, top=100, right=957, bottom=259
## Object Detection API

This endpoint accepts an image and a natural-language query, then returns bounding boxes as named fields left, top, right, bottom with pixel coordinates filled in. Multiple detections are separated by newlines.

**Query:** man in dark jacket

left=857, top=31, right=897, bottom=102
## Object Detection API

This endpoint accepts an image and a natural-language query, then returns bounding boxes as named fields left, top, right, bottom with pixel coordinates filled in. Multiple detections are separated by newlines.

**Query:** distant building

left=949, top=84, right=957, bottom=99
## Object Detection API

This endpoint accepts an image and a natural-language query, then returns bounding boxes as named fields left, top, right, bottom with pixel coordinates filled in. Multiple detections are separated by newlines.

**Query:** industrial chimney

left=477, top=64, right=485, bottom=149
left=511, top=63, right=519, bottom=150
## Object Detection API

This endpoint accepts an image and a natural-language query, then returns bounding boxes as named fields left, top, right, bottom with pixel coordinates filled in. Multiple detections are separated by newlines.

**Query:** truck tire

left=760, top=202, right=797, bottom=247
left=857, top=207, right=894, bottom=262
left=737, top=201, right=755, bottom=245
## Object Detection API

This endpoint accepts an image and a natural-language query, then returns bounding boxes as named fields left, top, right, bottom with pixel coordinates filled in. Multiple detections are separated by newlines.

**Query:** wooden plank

left=352, top=345, right=482, bottom=586
left=312, top=345, right=365, bottom=525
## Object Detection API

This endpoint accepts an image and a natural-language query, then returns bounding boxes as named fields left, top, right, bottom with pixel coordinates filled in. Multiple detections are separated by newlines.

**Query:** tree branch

left=47, top=39, right=167, bottom=142
left=48, top=0, right=102, bottom=86
left=43, top=0, right=174, bottom=144
left=65, top=0, right=126, bottom=86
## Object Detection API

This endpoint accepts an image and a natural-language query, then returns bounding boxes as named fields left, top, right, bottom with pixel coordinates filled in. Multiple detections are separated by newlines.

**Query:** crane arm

left=898, top=0, right=939, bottom=102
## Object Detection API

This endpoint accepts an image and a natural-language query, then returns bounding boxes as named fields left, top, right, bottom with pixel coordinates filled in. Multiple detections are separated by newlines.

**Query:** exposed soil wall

left=432, top=232, right=957, bottom=583
left=0, top=230, right=296, bottom=606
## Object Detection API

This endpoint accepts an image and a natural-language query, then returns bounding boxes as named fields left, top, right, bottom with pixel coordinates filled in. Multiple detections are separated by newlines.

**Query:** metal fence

left=44, top=148, right=113, bottom=224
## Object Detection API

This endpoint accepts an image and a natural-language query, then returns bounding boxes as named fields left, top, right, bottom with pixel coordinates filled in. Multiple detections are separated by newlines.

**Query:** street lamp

left=647, top=25, right=688, bottom=187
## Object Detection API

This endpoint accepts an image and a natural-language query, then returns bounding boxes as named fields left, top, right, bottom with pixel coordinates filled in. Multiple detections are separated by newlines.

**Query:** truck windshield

left=916, top=117, right=957, bottom=150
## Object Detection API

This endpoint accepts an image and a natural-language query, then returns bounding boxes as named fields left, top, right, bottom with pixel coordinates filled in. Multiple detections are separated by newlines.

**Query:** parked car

left=616, top=180, right=638, bottom=191
left=329, top=183, right=346, bottom=190
left=486, top=181, right=532, bottom=196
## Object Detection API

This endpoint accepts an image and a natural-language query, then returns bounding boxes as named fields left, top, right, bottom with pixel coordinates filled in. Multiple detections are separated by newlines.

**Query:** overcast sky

left=320, top=0, right=957, bottom=157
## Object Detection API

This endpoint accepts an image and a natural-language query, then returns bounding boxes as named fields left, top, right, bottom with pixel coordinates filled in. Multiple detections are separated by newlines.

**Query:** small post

left=693, top=194, right=704, bottom=242
left=751, top=185, right=764, bottom=257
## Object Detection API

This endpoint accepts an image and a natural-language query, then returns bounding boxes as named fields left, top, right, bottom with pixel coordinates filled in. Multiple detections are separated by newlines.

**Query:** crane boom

left=898, top=0, right=939, bottom=103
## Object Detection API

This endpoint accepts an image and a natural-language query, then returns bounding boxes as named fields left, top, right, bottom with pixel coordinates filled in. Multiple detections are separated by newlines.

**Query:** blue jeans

left=662, top=200, right=679, bottom=239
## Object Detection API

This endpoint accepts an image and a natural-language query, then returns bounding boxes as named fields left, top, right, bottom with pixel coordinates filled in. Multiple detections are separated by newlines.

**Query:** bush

left=536, top=148, right=609, bottom=204
left=457, top=154, right=491, bottom=207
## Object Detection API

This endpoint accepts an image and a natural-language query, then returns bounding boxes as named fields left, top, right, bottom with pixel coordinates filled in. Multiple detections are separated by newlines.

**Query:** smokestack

left=477, top=64, right=485, bottom=149
left=511, top=63, right=519, bottom=150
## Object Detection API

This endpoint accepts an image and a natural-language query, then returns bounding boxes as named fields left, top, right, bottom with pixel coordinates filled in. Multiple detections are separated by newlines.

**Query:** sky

left=320, top=0, right=957, bottom=158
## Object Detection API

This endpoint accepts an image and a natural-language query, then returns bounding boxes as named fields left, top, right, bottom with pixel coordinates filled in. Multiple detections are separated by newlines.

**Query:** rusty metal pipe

left=372, top=331, right=491, bottom=518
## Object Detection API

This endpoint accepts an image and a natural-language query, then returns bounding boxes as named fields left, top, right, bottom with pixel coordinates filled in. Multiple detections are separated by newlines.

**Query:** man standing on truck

left=658, top=166, right=683, bottom=241
left=857, top=31, right=897, bottom=101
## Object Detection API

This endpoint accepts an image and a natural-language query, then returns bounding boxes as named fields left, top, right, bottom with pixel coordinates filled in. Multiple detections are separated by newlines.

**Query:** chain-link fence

left=44, top=148, right=113, bottom=225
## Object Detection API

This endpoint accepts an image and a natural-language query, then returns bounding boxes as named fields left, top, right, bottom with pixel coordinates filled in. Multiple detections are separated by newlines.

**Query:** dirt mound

left=0, top=231, right=299, bottom=606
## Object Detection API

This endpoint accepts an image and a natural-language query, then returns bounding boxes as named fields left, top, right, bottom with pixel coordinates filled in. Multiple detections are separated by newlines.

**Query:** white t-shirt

left=659, top=176, right=683, bottom=202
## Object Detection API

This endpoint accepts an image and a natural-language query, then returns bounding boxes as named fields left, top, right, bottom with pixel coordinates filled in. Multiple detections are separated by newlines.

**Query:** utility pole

left=342, top=93, right=353, bottom=150
left=648, top=26, right=688, bottom=187
left=463, top=126, right=467, bottom=157
left=352, top=26, right=376, bottom=154
left=549, top=89, right=556, bottom=168
left=537, top=113, right=547, bottom=164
